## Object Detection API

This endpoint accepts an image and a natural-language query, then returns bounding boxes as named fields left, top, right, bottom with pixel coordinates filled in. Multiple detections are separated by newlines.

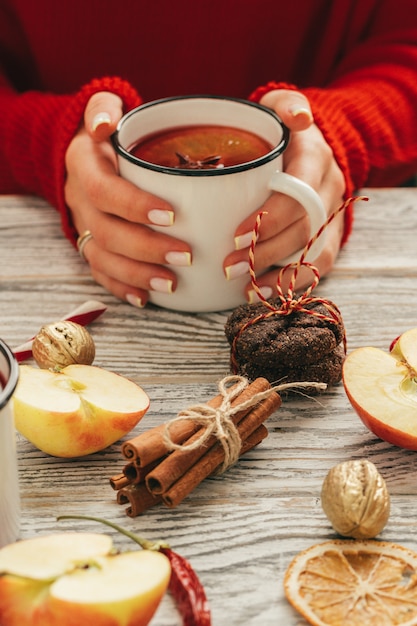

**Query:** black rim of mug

left=0, top=339, right=19, bottom=409
left=111, top=94, right=290, bottom=177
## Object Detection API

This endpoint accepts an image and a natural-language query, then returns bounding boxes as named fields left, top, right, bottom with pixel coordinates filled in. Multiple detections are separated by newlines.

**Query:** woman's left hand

left=223, top=89, right=346, bottom=302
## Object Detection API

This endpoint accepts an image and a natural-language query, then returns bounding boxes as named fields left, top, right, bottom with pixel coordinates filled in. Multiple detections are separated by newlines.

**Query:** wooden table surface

left=2, top=189, right=417, bottom=625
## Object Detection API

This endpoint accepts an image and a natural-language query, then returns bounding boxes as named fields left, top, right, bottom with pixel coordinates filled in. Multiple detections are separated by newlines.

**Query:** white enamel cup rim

left=0, top=338, right=20, bottom=548
left=111, top=94, right=290, bottom=174
left=0, top=339, right=19, bottom=409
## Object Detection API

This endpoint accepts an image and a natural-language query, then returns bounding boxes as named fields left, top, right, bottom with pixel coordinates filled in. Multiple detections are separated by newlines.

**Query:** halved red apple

left=343, top=328, right=417, bottom=449
left=13, top=364, right=150, bottom=457
left=0, top=532, right=171, bottom=626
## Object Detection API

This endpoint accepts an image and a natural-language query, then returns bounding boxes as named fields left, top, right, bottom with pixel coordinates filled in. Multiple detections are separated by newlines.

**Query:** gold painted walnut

left=32, top=321, right=95, bottom=370
left=321, top=459, right=390, bottom=539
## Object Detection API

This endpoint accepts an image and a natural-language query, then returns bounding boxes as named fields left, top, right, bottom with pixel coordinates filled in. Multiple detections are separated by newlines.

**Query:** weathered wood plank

left=2, top=189, right=417, bottom=626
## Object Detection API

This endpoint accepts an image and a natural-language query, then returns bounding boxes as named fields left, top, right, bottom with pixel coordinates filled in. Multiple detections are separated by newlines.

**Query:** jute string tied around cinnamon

left=231, top=196, right=368, bottom=372
left=163, top=375, right=326, bottom=472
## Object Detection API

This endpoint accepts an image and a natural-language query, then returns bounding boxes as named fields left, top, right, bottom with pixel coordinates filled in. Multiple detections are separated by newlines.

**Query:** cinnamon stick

left=163, top=423, right=269, bottom=508
left=109, top=473, right=131, bottom=490
left=121, top=420, right=200, bottom=466
left=109, top=457, right=163, bottom=491
left=122, top=457, right=164, bottom=485
left=146, top=377, right=274, bottom=495
left=117, top=483, right=162, bottom=517
left=120, top=379, right=256, bottom=466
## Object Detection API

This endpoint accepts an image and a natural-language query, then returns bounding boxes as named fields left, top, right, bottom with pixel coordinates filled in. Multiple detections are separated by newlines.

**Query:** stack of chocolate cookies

left=224, top=297, right=345, bottom=391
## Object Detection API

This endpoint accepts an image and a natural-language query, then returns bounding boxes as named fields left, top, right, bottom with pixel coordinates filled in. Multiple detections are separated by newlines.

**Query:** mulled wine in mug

left=112, top=95, right=327, bottom=312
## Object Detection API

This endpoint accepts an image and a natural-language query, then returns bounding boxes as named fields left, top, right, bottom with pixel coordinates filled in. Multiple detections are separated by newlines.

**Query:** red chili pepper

left=161, top=548, right=211, bottom=626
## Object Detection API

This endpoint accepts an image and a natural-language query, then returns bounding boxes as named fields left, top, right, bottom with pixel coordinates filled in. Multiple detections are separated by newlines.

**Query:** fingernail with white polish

left=126, top=294, right=144, bottom=308
left=91, top=112, right=112, bottom=132
left=165, top=251, right=192, bottom=267
left=225, top=261, right=250, bottom=280
left=148, top=209, right=174, bottom=226
left=289, top=106, right=313, bottom=123
left=150, top=277, right=173, bottom=293
left=234, top=231, right=254, bottom=251
left=248, top=286, right=274, bottom=303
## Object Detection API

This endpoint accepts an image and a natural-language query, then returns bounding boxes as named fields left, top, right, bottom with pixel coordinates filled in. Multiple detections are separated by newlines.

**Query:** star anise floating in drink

left=175, top=152, right=224, bottom=169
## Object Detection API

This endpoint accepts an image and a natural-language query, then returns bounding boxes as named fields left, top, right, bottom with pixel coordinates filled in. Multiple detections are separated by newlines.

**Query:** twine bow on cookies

left=231, top=196, right=368, bottom=372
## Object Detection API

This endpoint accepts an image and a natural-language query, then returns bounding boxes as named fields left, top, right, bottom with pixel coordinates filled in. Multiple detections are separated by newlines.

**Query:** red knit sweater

left=1, top=0, right=417, bottom=244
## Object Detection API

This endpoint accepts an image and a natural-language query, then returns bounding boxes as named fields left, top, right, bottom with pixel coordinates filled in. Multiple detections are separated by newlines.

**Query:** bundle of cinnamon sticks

left=110, top=376, right=281, bottom=517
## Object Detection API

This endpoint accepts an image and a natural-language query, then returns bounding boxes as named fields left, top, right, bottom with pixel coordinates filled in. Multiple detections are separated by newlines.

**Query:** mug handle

left=268, top=170, right=327, bottom=265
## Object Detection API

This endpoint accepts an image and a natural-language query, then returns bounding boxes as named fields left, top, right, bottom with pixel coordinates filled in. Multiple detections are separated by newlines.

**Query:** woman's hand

left=64, top=92, right=192, bottom=308
left=224, top=89, right=346, bottom=302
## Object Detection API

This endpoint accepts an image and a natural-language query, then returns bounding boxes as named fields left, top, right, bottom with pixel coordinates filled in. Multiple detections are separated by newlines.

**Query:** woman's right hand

left=64, top=91, right=192, bottom=308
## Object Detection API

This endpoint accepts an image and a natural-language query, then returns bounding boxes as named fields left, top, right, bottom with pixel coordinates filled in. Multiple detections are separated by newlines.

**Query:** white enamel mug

left=112, top=95, right=327, bottom=312
left=0, top=339, right=20, bottom=547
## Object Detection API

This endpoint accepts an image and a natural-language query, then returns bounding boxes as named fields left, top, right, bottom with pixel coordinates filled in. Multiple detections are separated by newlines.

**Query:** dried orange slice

left=284, top=539, right=417, bottom=626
